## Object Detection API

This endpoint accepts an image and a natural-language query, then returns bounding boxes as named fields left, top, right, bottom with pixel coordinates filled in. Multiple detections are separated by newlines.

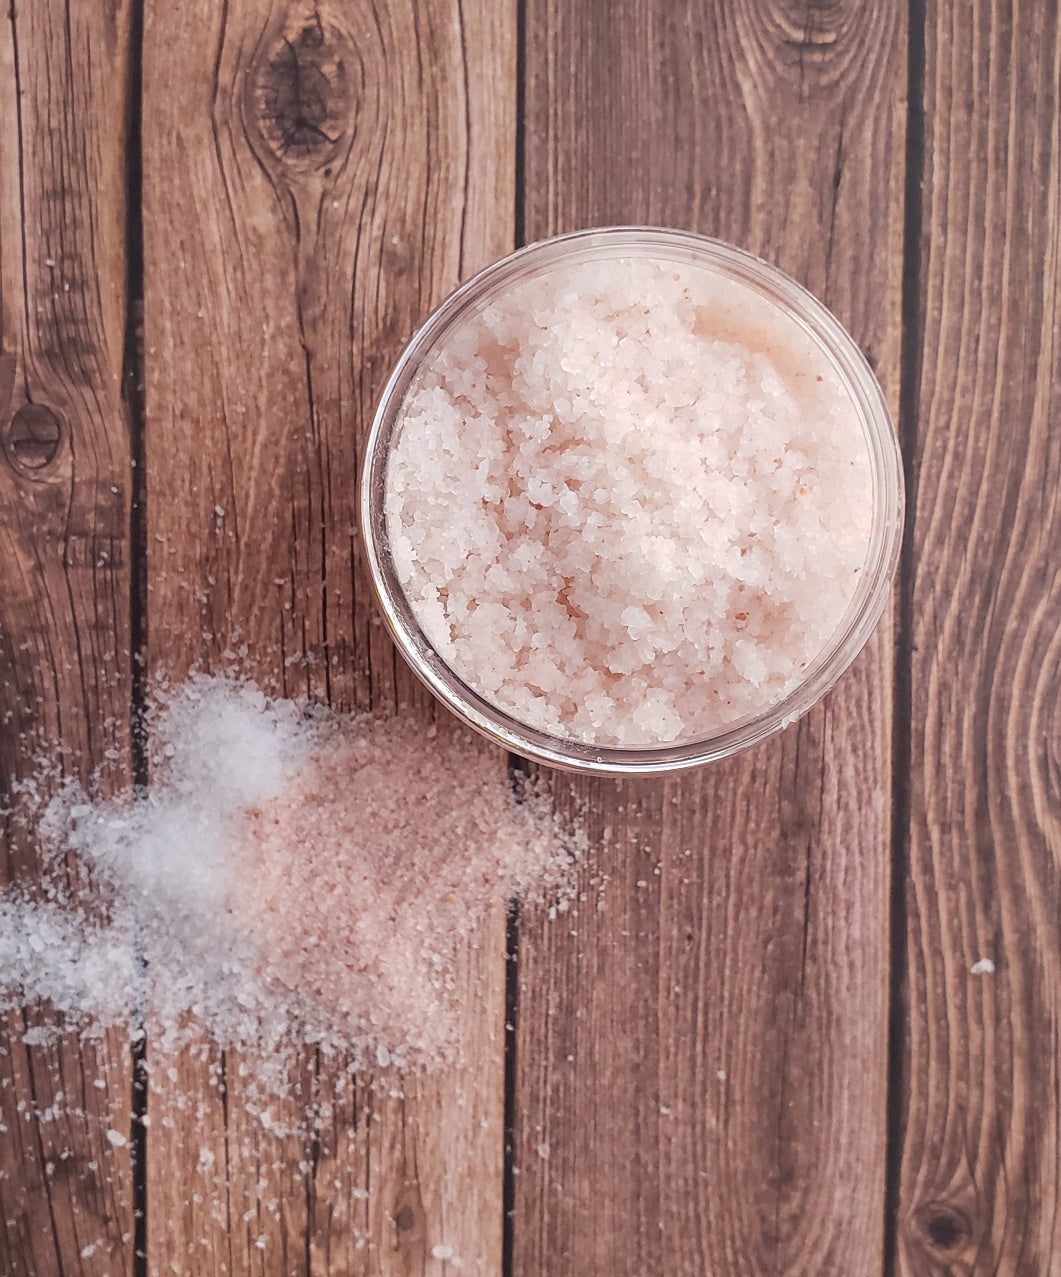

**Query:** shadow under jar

left=360, top=228, right=903, bottom=775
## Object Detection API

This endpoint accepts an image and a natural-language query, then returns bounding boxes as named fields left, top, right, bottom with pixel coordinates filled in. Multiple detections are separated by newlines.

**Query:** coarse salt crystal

left=386, top=256, right=873, bottom=747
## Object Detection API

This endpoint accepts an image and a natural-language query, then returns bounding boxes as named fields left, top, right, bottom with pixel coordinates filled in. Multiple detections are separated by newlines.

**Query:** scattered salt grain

left=0, top=676, right=576, bottom=1083
left=431, top=1243, right=454, bottom=1260
left=105, top=1129, right=127, bottom=1148
left=386, top=257, right=873, bottom=746
left=970, top=957, right=996, bottom=975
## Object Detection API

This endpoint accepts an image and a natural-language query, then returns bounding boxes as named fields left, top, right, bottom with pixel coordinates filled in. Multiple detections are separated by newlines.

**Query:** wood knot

left=777, top=0, right=841, bottom=50
left=914, top=1201, right=973, bottom=1253
left=248, top=13, right=354, bottom=171
left=4, top=404, right=62, bottom=472
left=391, top=1179, right=426, bottom=1258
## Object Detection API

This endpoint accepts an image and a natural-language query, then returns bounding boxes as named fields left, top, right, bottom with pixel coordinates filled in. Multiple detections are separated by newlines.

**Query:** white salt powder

left=385, top=256, right=873, bottom=746
left=0, top=676, right=575, bottom=1074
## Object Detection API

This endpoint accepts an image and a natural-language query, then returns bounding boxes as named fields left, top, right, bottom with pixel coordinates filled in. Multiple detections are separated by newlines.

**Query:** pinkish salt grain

left=229, top=715, right=561, bottom=1061
left=0, top=676, right=575, bottom=1076
left=385, top=256, right=874, bottom=747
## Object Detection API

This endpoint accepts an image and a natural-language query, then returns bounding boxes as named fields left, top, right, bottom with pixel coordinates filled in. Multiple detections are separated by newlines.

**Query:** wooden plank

left=512, top=3, right=906, bottom=1273
left=0, top=2, right=136, bottom=1275
left=896, top=3, right=1061, bottom=1272
left=141, top=0, right=514, bottom=1272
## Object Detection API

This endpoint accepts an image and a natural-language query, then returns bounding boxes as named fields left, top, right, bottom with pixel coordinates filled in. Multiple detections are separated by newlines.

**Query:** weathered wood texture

left=512, top=3, right=906, bottom=1274
left=141, top=0, right=514, bottom=1272
left=4, top=2, right=1061, bottom=1275
left=895, top=3, right=1061, bottom=1273
left=0, top=3, right=136, bottom=1275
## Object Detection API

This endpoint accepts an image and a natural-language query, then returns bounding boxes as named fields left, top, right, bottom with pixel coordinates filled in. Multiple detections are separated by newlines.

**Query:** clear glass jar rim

left=359, top=227, right=904, bottom=775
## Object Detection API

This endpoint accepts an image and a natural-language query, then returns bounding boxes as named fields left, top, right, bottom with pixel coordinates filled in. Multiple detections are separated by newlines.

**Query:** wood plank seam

left=502, top=898, right=521, bottom=1277
left=883, top=0, right=927, bottom=1272
left=122, top=2, right=150, bottom=1273
left=504, top=2, right=529, bottom=1266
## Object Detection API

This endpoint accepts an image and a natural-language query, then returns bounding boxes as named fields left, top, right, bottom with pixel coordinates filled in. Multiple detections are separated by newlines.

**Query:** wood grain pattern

left=140, top=0, right=514, bottom=1271
left=896, top=2, right=1061, bottom=1272
left=3, top=2, right=1060, bottom=1273
left=0, top=2, right=136, bottom=1274
left=512, top=3, right=906, bottom=1273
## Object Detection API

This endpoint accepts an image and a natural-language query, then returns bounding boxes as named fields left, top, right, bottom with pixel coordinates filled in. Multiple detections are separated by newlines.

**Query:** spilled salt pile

left=385, top=256, right=873, bottom=747
left=0, top=676, right=574, bottom=1072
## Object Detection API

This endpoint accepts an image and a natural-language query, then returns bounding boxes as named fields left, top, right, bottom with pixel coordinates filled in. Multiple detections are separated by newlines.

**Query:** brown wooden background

left=1, top=1, right=1058, bottom=1274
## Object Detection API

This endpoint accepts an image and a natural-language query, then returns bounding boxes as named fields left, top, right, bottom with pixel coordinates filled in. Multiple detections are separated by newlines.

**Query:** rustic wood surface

left=0, top=3, right=137, bottom=1275
left=140, top=0, right=514, bottom=1274
left=895, top=2, right=1061, bottom=1273
left=512, top=2, right=905, bottom=1274
left=0, top=1, right=1057, bottom=1276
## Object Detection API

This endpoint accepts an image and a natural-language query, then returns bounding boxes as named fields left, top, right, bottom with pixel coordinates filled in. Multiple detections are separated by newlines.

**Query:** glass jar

left=359, top=227, right=903, bottom=775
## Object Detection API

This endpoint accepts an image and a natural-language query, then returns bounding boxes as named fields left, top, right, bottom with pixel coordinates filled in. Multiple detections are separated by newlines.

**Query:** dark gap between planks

left=123, top=1, right=148, bottom=1273
left=504, top=756, right=532, bottom=1277
left=504, top=7, right=530, bottom=1272
left=502, top=898, right=521, bottom=1277
left=513, top=0, right=528, bottom=253
left=883, top=0, right=927, bottom=1272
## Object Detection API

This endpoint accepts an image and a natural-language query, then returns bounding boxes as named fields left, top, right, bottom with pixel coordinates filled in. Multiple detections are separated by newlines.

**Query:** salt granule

left=386, top=256, right=874, bottom=746
left=0, top=676, right=575, bottom=1076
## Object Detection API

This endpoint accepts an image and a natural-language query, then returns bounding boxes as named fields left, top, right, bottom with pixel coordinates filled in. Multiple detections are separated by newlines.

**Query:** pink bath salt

left=0, top=677, right=575, bottom=1079
left=228, top=716, right=559, bottom=1062
left=385, top=257, right=874, bottom=747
